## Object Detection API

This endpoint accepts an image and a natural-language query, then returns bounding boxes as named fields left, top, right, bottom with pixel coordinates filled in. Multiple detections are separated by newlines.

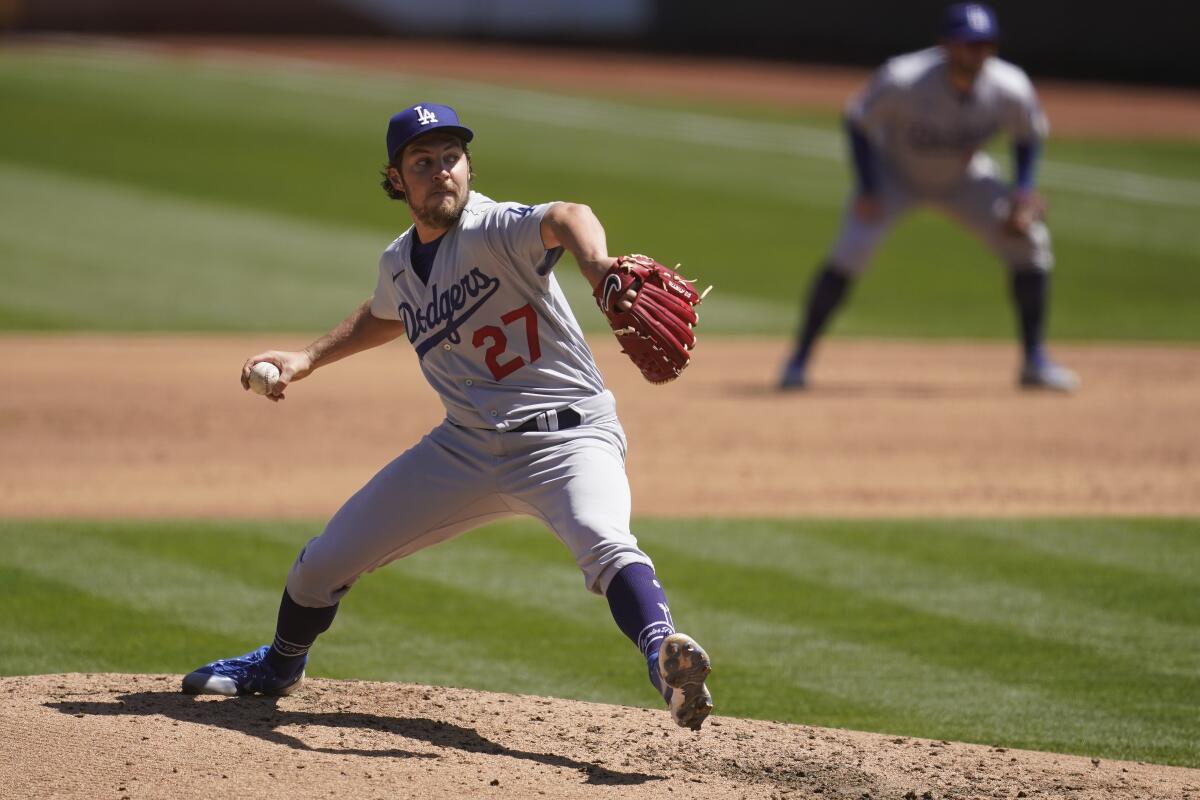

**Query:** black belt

left=512, top=407, right=582, bottom=433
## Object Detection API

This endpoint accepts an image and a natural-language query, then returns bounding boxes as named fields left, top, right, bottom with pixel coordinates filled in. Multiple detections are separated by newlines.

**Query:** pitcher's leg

left=263, top=589, right=340, bottom=681
left=503, top=421, right=648, bottom=594
left=505, top=422, right=713, bottom=728
left=286, top=425, right=509, bottom=608
left=184, top=424, right=511, bottom=696
left=605, top=562, right=675, bottom=692
left=605, top=562, right=714, bottom=730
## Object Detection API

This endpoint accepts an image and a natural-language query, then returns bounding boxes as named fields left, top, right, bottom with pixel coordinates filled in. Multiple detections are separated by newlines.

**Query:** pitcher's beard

left=411, top=190, right=468, bottom=230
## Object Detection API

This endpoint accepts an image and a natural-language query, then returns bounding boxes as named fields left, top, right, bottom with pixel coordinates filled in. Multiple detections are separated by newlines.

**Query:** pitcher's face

left=391, top=133, right=471, bottom=231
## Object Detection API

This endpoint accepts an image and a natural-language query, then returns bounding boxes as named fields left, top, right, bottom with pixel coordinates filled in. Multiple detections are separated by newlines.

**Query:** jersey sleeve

left=480, top=200, right=565, bottom=281
left=846, top=64, right=900, bottom=140
left=370, top=246, right=403, bottom=321
left=1003, top=69, right=1050, bottom=142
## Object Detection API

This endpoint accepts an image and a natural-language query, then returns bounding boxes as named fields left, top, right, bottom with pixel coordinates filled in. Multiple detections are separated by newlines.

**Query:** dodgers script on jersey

left=849, top=47, right=1047, bottom=191
left=371, top=192, right=607, bottom=430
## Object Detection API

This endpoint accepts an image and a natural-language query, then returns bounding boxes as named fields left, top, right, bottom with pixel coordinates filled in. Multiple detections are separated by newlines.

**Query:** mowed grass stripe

left=0, top=52, right=848, bottom=230
left=481, top=516, right=1200, bottom=734
left=0, top=564, right=241, bottom=674
left=0, top=158, right=789, bottom=335
left=698, top=520, right=1199, bottom=675
left=965, top=518, right=1200, bottom=584
left=465, top=519, right=1199, bottom=677
left=653, top=537, right=1198, bottom=726
left=20, top=47, right=1200, bottom=205
left=649, top=521, right=1199, bottom=692
left=0, top=521, right=658, bottom=708
left=661, top=605, right=1190, bottom=764
left=256, top=519, right=1159, bottom=736
left=268, top=517, right=1200, bottom=762
left=0, top=522, right=289, bottom=636
left=0, top=161, right=378, bottom=331
left=4, top=49, right=1200, bottom=339
left=203, top=519, right=662, bottom=704
left=0, top=519, right=1196, bottom=766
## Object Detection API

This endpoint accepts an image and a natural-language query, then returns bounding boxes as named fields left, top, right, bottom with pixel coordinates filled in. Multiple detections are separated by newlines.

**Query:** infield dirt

left=2, top=335, right=1197, bottom=519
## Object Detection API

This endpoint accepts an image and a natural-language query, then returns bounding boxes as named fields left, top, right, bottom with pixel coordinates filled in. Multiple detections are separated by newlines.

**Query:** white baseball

left=248, top=361, right=281, bottom=395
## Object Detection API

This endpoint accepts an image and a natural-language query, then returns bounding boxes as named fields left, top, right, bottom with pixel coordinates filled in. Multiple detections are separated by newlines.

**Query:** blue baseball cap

left=942, top=3, right=999, bottom=42
left=386, top=103, right=474, bottom=161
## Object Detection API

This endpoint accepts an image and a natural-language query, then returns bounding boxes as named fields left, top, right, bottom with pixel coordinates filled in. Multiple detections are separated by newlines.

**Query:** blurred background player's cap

left=386, top=103, right=474, bottom=161
left=941, top=3, right=999, bottom=42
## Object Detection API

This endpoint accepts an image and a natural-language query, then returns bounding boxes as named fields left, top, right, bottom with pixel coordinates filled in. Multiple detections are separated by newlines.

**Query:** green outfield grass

left=1, top=518, right=1196, bottom=768
left=2, top=47, right=1199, bottom=339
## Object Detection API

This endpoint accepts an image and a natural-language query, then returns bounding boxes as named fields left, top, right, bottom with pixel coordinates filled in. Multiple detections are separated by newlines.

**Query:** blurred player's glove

left=593, top=254, right=711, bottom=384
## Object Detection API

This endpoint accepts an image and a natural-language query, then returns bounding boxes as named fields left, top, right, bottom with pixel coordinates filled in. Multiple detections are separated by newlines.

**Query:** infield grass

left=2, top=46, right=1199, bottom=339
left=1, top=517, right=1196, bottom=768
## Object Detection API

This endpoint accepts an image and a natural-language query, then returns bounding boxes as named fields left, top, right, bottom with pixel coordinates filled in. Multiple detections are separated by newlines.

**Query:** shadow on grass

left=46, top=690, right=664, bottom=786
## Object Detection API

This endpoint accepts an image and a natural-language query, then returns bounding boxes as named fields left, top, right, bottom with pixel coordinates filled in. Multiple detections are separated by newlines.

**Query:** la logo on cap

left=414, top=105, right=439, bottom=126
left=966, top=5, right=989, bottom=30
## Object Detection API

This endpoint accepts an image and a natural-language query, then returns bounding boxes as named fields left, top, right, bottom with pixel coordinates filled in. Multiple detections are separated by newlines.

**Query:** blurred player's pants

left=829, top=154, right=1053, bottom=274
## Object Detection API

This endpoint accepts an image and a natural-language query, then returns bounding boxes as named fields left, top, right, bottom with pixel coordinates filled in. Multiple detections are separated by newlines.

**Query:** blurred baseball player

left=181, top=103, right=713, bottom=731
left=780, top=2, right=1078, bottom=392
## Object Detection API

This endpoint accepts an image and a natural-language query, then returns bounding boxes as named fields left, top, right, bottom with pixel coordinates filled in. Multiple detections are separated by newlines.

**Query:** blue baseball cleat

left=657, top=633, right=713, bottom=731
left=181, top=645, right=306, bottom=697
left=779, top=354, right=808, bottom=391
left=1019, top=357, right=1079, bottom=392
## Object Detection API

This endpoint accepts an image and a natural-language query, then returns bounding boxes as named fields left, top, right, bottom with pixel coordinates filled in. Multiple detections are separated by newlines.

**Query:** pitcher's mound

left=2, top=674, right=1195, bottom=799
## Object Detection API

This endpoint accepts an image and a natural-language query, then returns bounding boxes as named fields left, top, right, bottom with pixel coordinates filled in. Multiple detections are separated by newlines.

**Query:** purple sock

left=605, top=563, right=675, bottom=698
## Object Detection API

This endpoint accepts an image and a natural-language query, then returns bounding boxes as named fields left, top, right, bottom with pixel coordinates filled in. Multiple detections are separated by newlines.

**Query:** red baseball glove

left=593, top=254, right=711, bottom=384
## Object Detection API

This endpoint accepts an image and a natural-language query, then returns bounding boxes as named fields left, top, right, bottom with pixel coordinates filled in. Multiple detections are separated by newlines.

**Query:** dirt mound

left=3, top=674, right=1194, bottom=799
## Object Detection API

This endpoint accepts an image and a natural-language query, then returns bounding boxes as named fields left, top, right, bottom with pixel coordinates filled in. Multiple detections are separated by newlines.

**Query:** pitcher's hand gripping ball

left=248, top=361, right=281, bottom=396
left=593, top=254, right=712, bottom=384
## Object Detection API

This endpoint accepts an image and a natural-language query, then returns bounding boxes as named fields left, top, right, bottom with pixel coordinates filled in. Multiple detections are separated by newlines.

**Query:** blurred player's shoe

left=1019, top=356, right=1079, bottom=393
left=779, top=354, right=808, bottom=390
left=658, top=633, right=713, bottom=730
left=181, top=645, right=305, bottom=697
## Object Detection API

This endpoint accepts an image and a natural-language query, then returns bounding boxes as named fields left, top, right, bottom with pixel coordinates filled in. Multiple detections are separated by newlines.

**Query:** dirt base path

left=4, top=674, right=1196, bottom=800
left=2, top=335, right=1198, bottom=518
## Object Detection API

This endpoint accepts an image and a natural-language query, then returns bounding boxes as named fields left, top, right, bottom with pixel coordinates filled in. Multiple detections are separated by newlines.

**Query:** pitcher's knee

left=285, top=537, right=357, bottom=607
left=581, top=543, right=654, bottom=596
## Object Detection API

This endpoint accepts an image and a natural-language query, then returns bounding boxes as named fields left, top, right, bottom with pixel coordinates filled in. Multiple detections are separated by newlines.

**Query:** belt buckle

left=536, top=408, right=561, bottom=432
left=515, top=406, right=579, bottom=433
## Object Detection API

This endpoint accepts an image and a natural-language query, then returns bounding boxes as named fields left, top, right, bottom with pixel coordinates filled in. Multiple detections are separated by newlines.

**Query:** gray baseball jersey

left=285, top=191, right=653, bottom=606
left=831, top=47, right=1053, bottom=272
left=370, top=191, right=608, bottom=430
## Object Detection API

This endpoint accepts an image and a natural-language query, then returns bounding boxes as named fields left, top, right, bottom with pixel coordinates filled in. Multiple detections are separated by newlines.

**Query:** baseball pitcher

left=181, top=103, right=713, bottom=731
left=780, top=2, right=1078, bottom=392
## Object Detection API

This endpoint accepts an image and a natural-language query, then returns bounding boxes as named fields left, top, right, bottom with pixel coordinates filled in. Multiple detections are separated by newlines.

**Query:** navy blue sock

left=605, top=563, right=675, bottom=697
left=792, top=264, right=852, bottom=364
left=1010, top=268, right=1049, bottom=364
left=264, top=590, right=338, bottom=676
